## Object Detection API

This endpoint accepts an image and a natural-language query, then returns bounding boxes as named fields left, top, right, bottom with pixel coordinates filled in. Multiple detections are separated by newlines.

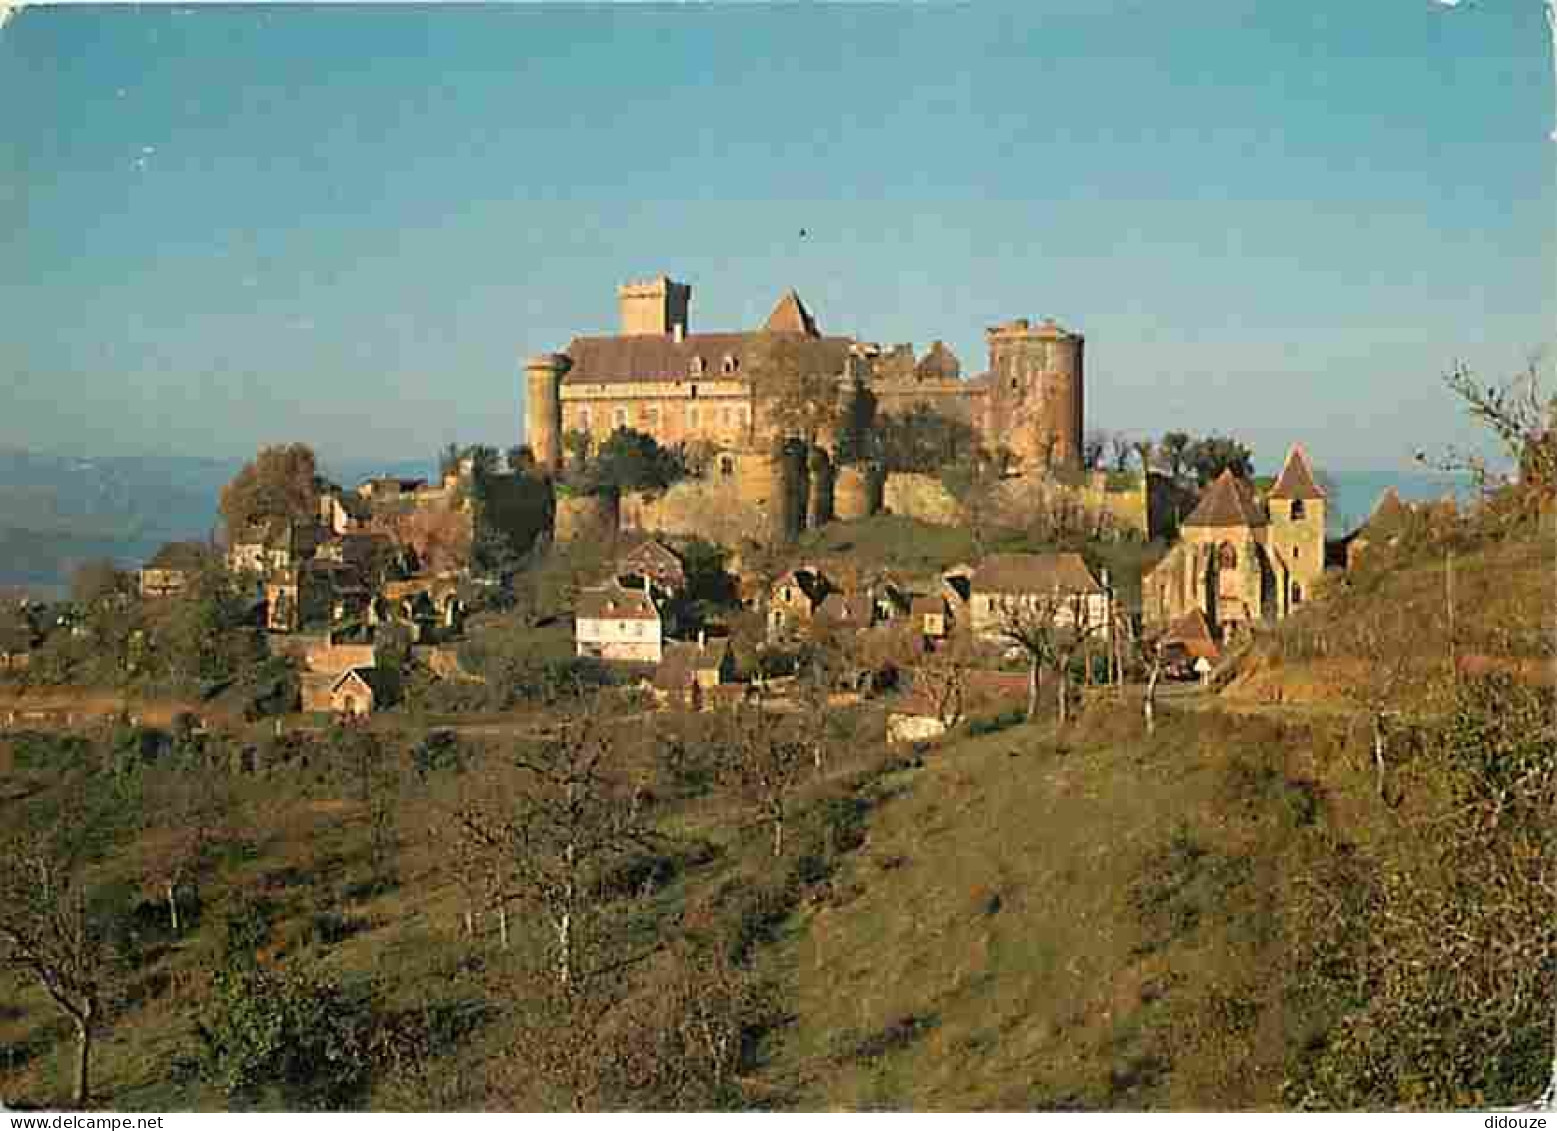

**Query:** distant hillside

left=0, top=448, right=430, bottom=596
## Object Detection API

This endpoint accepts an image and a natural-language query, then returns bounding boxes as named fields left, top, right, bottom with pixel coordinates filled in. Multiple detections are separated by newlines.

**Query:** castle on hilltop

left=523, top=275, right=1085, bottom=475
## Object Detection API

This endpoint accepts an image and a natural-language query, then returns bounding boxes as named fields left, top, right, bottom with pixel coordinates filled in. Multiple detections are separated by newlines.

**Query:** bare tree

left=1133, top=438, right=1156, bottom=476
left=1340, top=610, right=1427, bottom=802
left=1107, top=432, right=1134, bottom=474
left=143, top=772, right=227, bottom=935
left=913, top=636, right=975, bottom=733
left=454, top=710, right=653, bottom=988
left=721, top=696, right=807, bottom=858
left=1081, top=431, right=1108, bottom=472
left=1429, top=359, right=1556, bottom=495
left=1141, top=632, right=1166, bottom=737
left=0, top=829, right=112, bottom=1107
left=996, top=589, right=1106, bottom=726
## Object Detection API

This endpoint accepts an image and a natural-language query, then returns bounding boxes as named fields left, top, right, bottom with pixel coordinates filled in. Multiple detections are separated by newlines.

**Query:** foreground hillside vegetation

left=2, top=504, right=1550, bottom=1110
left=2, top=367, right=1553, bottom=1111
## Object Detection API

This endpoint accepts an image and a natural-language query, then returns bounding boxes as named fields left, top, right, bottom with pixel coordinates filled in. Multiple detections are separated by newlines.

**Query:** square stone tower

left=618, top=276, right=692, bottom=337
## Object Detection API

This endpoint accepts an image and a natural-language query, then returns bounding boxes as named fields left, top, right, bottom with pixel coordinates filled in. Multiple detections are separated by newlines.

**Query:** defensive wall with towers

left=524, top=275, right=1110, bottom=546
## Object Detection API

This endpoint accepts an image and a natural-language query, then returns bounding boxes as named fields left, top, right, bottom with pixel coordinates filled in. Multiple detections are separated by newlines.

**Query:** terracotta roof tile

left=576, top=584, right=661, bottom=622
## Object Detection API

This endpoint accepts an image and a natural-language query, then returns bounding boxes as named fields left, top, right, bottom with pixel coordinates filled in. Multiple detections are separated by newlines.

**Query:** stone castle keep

left=524, top=275, right=1085, bottom=480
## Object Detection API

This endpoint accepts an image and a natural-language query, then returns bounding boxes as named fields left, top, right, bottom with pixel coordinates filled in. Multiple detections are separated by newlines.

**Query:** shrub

left=197, top=965, right=376, bottom=1110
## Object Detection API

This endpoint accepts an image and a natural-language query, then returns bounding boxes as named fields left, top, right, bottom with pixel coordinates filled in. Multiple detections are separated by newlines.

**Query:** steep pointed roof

left=1184, top=470, right=1267, bottom=529
left=763, top=289, right=820, bottom=337
left=914, top=340, right=962, bottom=381
left=1268, top=444, right=1326, bottom=501
left=1364, top=487, right=1412, bottom=535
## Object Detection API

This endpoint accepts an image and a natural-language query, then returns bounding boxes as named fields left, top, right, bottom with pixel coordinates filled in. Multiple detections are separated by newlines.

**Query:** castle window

left=690, top=356, right=706, bottom=378
left=1291, top=582, right=1303, bottom=606
left=722, top=355, right=739, bottom=375
left=1217, top=542, right=1238, bottom=569
left=645, top=405, right=661, bottom=429
left=1291, top=499, right=1306, bottom=520
left=580, top=407, right=592, bottom=430
left=719, top=455, right=735, bottom=478
left=614, top=407, right=629, bottom=429
left=687, top=405, right=699, bottom=428
left=1293, top=545, right=1300, bottom=560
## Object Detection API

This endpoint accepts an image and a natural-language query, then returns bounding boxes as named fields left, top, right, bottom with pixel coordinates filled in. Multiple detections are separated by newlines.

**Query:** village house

left=326, top=667, right=395, bottom=717
left=615, top=538, right=688, bottom=598
left=1143, top=446, right=1327, bottom=641
left=575, top=581, right=664, bottom=663
left=651, top=633, right=737, bottom=707
left=372, top=577, right=464, bottom=641
left=317, top=484, right=373, bottom=535
left=766, top=567, right=831, bottom=641
left=356, top=476, right=428, bottom=502
left=967, top=552, right=1111, bottom=643
left=940, top=565, right=974, bottom=626
left=138, top=542, right=212, bottom=600
left=316, top=531, right=396, bottom=576
left=910, top=594, right=950, bottom=642
left=300, top=638, right=386, bottom=714
left=227, top=519, right=317, bottom=578
left=812, top=591, right=874, bottom=636
left=1157, top=608, right=1221, bottom=681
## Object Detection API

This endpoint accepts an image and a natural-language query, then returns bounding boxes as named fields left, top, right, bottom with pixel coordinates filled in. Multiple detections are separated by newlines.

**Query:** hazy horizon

left=4, top=1, right=1554, bottom=473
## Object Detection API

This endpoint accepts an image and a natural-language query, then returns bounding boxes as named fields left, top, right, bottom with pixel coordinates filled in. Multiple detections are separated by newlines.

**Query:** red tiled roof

left=576, top=584, right=661, bottom=622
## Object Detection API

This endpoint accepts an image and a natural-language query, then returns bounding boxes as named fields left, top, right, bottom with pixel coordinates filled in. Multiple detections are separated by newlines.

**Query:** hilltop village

left=0, top=275, right=1550, bottom=1117
left=1, top=274, right=1439, bottom=729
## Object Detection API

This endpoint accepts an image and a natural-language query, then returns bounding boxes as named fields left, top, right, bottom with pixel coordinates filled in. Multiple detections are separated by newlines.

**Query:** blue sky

left=3, top=0, right=1553, bottom=474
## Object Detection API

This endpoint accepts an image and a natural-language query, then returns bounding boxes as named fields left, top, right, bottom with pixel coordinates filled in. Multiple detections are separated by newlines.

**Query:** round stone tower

left=524, top=353, right=570, bottom=473
left=984, top=318, right=1084, bottom=472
